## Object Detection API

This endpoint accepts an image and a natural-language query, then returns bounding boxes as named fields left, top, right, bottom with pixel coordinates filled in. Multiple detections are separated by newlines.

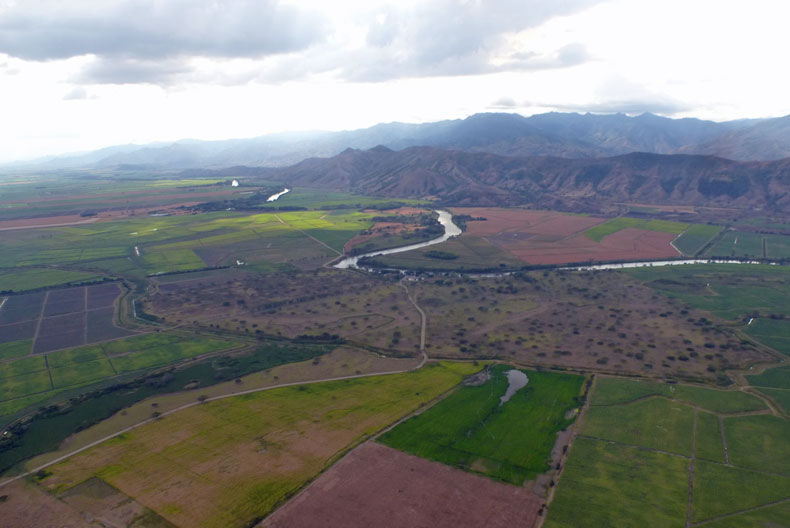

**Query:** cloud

left=62, top=86, right=88, bottom=100
left=0, top=0, right=327, bottom=61
left=0, top=0, right=600, bottom=85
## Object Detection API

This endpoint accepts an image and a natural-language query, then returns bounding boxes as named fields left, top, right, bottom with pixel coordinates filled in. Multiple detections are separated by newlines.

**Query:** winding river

left=334, top=210, right=461, bottom=269
left=333, top=210, right=780, bottom=273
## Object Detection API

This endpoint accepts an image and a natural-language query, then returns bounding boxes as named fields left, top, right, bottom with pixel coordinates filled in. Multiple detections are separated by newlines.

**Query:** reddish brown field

left=452, top=207, right=603, bottom=237
left=261, top=442, right=542, bottom=528
left=451, top=207, right=679, bottom=265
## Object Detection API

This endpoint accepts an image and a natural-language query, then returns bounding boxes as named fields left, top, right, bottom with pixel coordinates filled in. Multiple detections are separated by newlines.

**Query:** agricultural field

left=255, top=187, right=430, bottom=210
left=379, top=366, right=584, bottom=485
left=0, top=208, right=379, bottom=285
left=0, top=268, right=106, bottom=293
left=0, top=283, right=132, bottom=356
left=705, top=229, right=790, bottom=259
left=0, top=331, right=240, bottom=419
left=673, top=223, right=723, bottom=255
left=583, top=216, right=688, bottom=242
left=546, top=377, right=790, bottom=527
left=34, top=362, right=480, bottom=528
left=626, top=264, right=790, bottom=355
left=262, top=442, right=543, bottom=528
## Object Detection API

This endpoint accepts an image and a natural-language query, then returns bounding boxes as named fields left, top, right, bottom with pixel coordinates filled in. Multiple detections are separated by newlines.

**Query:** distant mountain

left=7, top=112, right=790, bottom=171
left=254, top=146, right=790, bottom=212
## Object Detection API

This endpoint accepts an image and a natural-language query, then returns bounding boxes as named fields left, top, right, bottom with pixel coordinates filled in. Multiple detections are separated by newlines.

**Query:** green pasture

left=725, top=414, right=790, bottom=474
left=699, top=502, right=790, bottom=528
left=379, top=366, right=584, bottom=484
left=673, top=224, right=722, bottom=255
left=744, top=318, right=790, bottom=355
left=367, top=235, right=524, bottom=271
left=0, top=340, right=32, bottom=361
left=0, top=268, right=105, bottom=293
left=545, top=437, right=688, bottom=528
left=584, top=217, right=687, bottom=242
left=695, top=411, right=725, bottom=463
left=0, top=332, right=240, bottom=416
left=591, top=377, right=766, bottom=414
left=705, top=230, right=790, bottom=259
left=757, top=388, right=790, bottom=414
left=692, top=461, right=790, bottom=522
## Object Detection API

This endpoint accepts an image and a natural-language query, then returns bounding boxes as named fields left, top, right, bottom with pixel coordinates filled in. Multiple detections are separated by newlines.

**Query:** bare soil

left=261, top=442, right=543, bottom=528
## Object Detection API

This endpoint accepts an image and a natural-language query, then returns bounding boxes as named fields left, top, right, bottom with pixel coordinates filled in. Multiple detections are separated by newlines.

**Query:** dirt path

left=275, top=213, right=342, bottom=256
left=690, top=498, right=790, bottom=527
left=399, top=281, right=427, bottom=367
left=31, top=290, right=50, bottom=352
left=686, top=408, right=699, bottom=528
left=0, top=357, right=431, bottom=490
left=718, top=415, right=730, bottom=464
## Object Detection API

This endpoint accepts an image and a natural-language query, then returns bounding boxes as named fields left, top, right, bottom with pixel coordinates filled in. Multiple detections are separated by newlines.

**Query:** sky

left=1, top=0, right=789, bottom=162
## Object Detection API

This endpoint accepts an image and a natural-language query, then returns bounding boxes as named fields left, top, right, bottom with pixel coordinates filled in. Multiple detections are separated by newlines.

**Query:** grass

left=692, top=460, right=790, bottom=522
left=255, top=188, right=430, bottom=210
left=757, top=388, right=790, bottom=414
left=0, top=268, right=105, bottom=293
left=583, top=217, right=688, bottom=242
left=591, top=377, right=766, bottom=414
left=0, top=333, right=241, bottom=417
left=41, top=362, right=480, bottom=528
left=49, top=359, right=117, bottom=388
left=583, top=397, right=694, bottom=455
left=0, top=340, right=33, bottom=361
left=0, top=370, right=52, bottom=401
left=695, top=411, right=725, bottom=463
left=705, top=230, right=790, bottom=259
left=673, top=224, right=722, bottom=256
left=746, top=367, right=790, bottom=389
left=744, top=318, right=790, bottom=356
left=725, top=414, right=790, bottom=474
left=545, top=436, right=689, bottom=528
left=378, top=366, right=584, bottom=484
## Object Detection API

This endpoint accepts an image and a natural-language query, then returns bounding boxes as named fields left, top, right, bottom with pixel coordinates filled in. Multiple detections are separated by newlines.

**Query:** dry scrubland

left=144, top=268, right=770, bottom=381
left=412, top=271, right=768, bottom=381
left=146, top=269, right=423, bottom=354
left=34, top=362, right=480, bottom=528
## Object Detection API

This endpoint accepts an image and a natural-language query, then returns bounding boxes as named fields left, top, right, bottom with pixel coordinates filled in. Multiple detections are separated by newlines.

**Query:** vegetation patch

left=724, top=414, right=790, bottom=474
left=673, top=224, right=722, bottom=256
left=0, top=268, right=105, bottom=293
left=378, top=365, right=584, bottom=484
left=584, top=217, right=687, bottom=242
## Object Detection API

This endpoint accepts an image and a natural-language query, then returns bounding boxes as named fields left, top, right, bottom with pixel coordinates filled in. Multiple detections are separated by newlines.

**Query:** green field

left=0, top=340, right=33, bottom=360
left=695, top=411, right=725, bottom=463
left=0, top=209, right=380, bottom=284
left=725, top=414, right=790, bottom=474
left=744, top=318, right=790, bottom=355
left=378, top=366, right=584, bottom=484
left=546, top=437, right=689, bottom=528
left=548, top=376, right=790, bottom=526
left=584, top=217, right=688, bottom=242
left=591, top=377, right=766, bottom=413
left=692, top=461, right=790, bottom=522
left=42, top=362, right=480, bottom=528
left=673, top=224, right=722, bottom=255
left=757, top=387, right=790, bottom=414
left=0, top=268, right=105, bottom=293
left=0, top=333, right=241, bottom=417
left=705, top=230, right=790, bottom=259
left=255, top=187, right=430, bottom=210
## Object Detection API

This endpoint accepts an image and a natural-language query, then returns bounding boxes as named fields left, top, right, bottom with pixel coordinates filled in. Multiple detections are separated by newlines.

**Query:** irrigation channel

left=334, top=210, right=783, bottom=274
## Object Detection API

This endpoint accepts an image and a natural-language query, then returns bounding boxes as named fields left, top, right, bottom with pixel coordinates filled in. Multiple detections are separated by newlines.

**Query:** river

left=333, top=210, right=461, bottom=269
left=266, top=188, right=291, bottom=202
left=333, top=210, right=780, bottom=273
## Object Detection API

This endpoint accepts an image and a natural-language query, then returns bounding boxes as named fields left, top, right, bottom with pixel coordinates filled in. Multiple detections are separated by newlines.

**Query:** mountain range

left=244, top=146, right=790, bottom=213
left=9, top=112, right=790, bottom=171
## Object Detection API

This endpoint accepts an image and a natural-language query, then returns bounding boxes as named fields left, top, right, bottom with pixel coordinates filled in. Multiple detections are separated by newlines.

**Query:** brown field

left=261, top=442, right=542, bottom=528
left=451, top=207, right=679, bottom=265
left=1, top=283, right=133, bottom=354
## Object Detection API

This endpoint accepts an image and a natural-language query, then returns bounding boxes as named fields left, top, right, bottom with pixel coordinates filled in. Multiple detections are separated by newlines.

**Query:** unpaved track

left=690, top=498, right=790, bottom=527
left=686, top=408, right=698, bottom=528
left=399, top=281, right=427, bottom=367
left=718, top=415, right=730, bottom=464
left=0, top=358, right=428, bottom=489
